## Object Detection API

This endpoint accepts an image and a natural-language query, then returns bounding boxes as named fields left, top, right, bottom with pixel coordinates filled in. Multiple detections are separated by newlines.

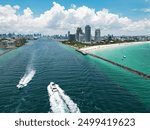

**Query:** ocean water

left=0, top=48, right=9, bottom=55
left=0, top=39, right=150, bottom=113
left=93, top=43, right=150, bottom=75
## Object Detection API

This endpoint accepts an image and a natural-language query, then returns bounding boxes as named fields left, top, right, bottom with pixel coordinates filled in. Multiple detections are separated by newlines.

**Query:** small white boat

left=17, top=84, right=25, bottom=89
left=47, top=82, right=59, bottom=96
left=123, top=55, right=126, bottom=58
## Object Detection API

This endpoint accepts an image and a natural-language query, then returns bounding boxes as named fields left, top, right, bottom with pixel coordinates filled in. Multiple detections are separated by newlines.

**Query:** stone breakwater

left=76, top=48, right=150, bottom=80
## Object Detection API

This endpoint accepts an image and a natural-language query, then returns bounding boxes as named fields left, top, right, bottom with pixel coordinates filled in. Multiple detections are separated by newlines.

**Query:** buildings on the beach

left=0, top=38, right=27, bottom=48
left=67, top=25, right=150, bottom=44
left=0, top=33, right=38, bottom=48
left=0, top=39, right=16, bottom=48
left=68, top=31, right=76, bottom=41
left=68, top=25, right=102, bottom=43
left=0, top=33, right=42, bottom=39
left=85, top=25, right=91, bottom=42
left=76, top=27, right=83, bottom=41
left=1, top=31, right=150, bottom=47
left=95, top=29, right=101, bottom=43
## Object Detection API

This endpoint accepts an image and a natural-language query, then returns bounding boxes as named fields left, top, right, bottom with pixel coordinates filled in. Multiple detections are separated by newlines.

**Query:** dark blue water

left=0, top=38, right=149, bottom=113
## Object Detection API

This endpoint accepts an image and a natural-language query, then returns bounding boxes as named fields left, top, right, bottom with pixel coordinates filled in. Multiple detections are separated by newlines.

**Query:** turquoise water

left=0, top=48, right=9, bottom=55
left=92, top=43, right=150, bottom=110
left=93, top=43, right=150, bottom=75
left=0, top=39, right=150, bottom=113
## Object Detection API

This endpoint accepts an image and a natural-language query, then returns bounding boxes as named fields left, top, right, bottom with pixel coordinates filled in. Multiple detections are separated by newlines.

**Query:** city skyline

left=1, top=0, right=150, bottom=35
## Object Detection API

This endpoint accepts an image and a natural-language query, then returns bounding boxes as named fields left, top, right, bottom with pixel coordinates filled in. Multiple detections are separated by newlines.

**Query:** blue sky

left=1, top=0, right=150, bottom=20
left=1, top=0, right=150, bottom=35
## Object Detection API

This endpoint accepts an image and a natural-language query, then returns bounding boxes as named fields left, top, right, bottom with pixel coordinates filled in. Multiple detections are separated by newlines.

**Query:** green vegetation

left=62, top=39, right=142, bottom=49
left=15, top=38, right=27, bottom=47
left=62, top=41, right=93, bottom=49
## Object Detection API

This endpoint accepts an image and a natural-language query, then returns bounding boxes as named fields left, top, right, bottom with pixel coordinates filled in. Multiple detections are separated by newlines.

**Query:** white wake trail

left=17, top=69, right=36, bottom=89
left=47, top=82, right=80, bottom=113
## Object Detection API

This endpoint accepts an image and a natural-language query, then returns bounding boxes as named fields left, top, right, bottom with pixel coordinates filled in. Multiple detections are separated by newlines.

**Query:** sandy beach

left=80, top=41, right=150, bottom=52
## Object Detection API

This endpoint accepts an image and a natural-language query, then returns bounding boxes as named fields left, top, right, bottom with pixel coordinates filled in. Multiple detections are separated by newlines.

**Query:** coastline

left=0, top=38, right=28, bottom=57
left=80, top=41, right=150, bottom=52
left=60, top=40, right=150, bottom=80
left=0, top=48, right=15, bottom=57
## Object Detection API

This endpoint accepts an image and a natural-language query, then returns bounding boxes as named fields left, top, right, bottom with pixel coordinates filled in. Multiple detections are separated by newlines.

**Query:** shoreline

left=0, top=39, right=29, bottom=57
left=0, top=48, right=15, bottom=57
left=80, top=41, right=150, bottom=52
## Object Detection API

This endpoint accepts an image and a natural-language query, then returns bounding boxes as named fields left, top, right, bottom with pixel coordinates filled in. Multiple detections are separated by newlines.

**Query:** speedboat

left=47, top=82, right=59, bottom=96
left=17, top=84, right=25, bottom=89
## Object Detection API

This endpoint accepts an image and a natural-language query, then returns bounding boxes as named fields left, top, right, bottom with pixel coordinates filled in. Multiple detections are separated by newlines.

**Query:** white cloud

left=71, top=4, right=76, bottom=9
left=0, top=2, right=150, bottom=35
left=23, top=8, right=33, bottom=17
left=143, top=8, right=150, bottom=12
left=13, top=5, right=20, bottom=10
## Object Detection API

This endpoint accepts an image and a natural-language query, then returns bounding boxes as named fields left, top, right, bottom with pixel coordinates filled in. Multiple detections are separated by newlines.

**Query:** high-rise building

left=69, top=34, right=76, bottom=41
left=68, top=31, right=70, bottom=39
left=76, top=27, right=83, bottom=41
left=79, top=33, right=85, bottom=42
left=68, top=31, right=76, bottom=41
left=85, top=25, right=91, bottom=42
left=95, top=29, right=101, bottom=42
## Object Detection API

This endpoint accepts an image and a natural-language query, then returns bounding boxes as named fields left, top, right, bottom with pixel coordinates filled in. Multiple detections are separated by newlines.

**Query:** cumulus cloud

left=0, top=2, right=150, bottom=35
left=23, top=8, right=33, bottom=17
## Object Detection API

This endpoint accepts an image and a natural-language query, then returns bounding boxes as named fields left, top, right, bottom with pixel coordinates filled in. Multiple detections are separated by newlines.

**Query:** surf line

left=84, top=51, right=150, bottom=80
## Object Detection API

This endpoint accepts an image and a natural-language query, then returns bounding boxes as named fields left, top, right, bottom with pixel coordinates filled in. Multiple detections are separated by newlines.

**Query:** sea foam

left=47, top=83, right=80, bottom=113
left=17, top=69, right=36, bottom=88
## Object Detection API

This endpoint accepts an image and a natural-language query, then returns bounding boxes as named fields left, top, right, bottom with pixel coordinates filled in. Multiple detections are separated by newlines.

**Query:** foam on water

left=47, top=83, right=80, bottom=113
left=17, top=51, right=36, bottom=89
left=17, top=69, right=36, bottom=88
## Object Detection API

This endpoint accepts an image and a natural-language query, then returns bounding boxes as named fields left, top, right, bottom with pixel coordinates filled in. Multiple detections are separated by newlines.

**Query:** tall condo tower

left=76, top=27, right=83, bottom=41
left=85, top=25, right=91, bottom=42
left=95, top=29, right=101, bottom=42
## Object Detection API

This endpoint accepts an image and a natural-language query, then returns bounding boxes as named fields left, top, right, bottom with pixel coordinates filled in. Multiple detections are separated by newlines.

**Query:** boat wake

left=17, top=69, right=36, bottom=89
left=47, top=82, right=80, bottom=113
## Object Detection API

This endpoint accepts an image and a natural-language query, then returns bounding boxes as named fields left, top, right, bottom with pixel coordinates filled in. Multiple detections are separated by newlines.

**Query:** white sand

left=80, top=41, right=150, bottom=52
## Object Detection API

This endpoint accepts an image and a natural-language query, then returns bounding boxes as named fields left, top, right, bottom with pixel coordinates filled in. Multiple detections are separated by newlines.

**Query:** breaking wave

left=17, top=68, right=36, bottom=89
left=47, top=83, right=80, bottom=113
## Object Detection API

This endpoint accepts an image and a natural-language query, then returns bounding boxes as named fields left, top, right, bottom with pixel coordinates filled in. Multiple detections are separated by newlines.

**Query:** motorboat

left=47, top=82, right=59, bottom=96
left=17, top=84, right=25, bottom=89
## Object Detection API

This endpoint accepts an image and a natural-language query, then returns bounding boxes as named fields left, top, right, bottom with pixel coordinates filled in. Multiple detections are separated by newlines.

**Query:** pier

left=77, top=49, right=150, bottom=80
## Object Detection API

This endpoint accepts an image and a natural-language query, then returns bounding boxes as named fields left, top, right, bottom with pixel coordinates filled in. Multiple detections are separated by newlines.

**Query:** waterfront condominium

left=95, top=29, right=101, bottom=42
left=85, top=25, right=91, bottom=42
left=76, top=27, right=83, bottom=41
